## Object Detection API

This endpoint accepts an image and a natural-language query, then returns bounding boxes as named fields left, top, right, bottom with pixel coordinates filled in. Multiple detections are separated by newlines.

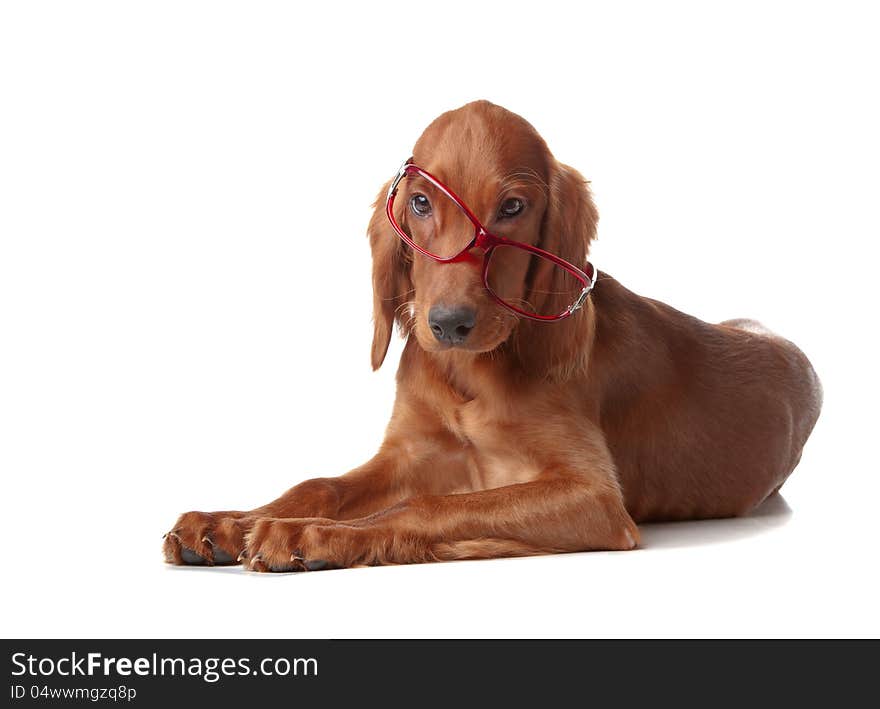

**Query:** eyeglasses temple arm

left=567, top=263, right=599, bottom=314
left=387, top=158, right=413, bottom=200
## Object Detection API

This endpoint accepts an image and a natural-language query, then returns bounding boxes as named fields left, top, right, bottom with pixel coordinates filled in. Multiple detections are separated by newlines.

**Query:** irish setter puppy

left=163, top=100, right=822, bottom=571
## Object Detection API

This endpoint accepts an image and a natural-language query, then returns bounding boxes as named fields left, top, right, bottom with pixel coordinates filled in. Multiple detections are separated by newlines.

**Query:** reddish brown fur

left=163, top=101, right=822, bottom=572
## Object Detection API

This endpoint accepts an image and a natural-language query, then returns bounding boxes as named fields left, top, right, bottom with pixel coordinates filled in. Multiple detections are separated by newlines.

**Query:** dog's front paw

left=163, top=511, right=251, bottom=566
left=241, top=517, right=361, bottom=573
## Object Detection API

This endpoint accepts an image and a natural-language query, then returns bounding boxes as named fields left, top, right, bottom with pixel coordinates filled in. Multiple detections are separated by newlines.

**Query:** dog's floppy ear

left=542, top=160, right=598, bottom=277
left=367, top=179, right=412, bottom=370
left=517, top=160, right=599, bottom=374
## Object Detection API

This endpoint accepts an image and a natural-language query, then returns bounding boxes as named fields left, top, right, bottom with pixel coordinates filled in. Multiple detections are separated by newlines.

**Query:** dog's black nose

left=428, top=305, right=476, bottom=345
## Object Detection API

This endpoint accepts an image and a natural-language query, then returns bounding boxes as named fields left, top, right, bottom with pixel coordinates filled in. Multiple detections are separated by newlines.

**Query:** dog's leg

left=161, top=456, right=407, bottom=566
left=163, top=433, right=470, bottom=566
left=241, top=471, right=638, bottom=571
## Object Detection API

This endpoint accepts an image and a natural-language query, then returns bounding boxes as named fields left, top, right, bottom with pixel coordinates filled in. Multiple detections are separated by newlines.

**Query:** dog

left=163, top=100, right=822, bottom=572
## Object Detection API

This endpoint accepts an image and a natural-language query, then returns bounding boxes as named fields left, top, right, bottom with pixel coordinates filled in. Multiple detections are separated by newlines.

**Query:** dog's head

left=368, top=100, right=598, bottom=370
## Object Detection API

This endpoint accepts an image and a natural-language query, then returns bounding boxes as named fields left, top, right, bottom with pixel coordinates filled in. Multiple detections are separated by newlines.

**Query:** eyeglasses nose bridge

left=473, top=228, right=494, bottom=250
left=444, top=228, right=492, bottom=265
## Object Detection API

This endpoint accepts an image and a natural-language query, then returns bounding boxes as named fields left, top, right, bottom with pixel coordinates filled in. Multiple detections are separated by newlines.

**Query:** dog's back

left=592, top=274, right=822, bottom=522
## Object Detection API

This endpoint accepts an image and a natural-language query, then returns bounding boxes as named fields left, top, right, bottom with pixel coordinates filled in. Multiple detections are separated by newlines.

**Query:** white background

left=1, top=1, right=878, bottom=638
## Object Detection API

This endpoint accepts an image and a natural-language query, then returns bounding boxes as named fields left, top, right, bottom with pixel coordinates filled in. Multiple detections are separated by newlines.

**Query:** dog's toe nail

left=201, top=536, right=213, bottom=546
left=304, top=559, right=328, bottom=571
left=237, top=549, right=248, bottom=562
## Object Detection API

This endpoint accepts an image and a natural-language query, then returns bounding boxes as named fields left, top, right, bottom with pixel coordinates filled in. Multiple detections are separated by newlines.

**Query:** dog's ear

left=515, top=160, right=599, bottom=375
left=367, top=179, right=412, bottom=370
left=543, top=161, right=598, bottom=275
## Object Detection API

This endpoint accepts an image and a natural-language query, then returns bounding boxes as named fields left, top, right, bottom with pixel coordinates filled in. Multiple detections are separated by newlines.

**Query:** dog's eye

left=498, top=197, right=524, bottom=219
left=410, top=194, right=432, bottom=218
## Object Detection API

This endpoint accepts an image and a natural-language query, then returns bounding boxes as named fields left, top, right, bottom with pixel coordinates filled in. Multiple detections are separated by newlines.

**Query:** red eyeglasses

left=385, top=159, right=597, bottom=322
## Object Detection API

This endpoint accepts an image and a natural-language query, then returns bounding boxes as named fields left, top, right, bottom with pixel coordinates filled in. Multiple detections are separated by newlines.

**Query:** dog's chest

left=447, top=399, right=540, bottom=491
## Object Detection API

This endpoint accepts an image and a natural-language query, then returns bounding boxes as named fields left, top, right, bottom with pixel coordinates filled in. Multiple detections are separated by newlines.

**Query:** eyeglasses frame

left=385, top=159, right=597, bottom=322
